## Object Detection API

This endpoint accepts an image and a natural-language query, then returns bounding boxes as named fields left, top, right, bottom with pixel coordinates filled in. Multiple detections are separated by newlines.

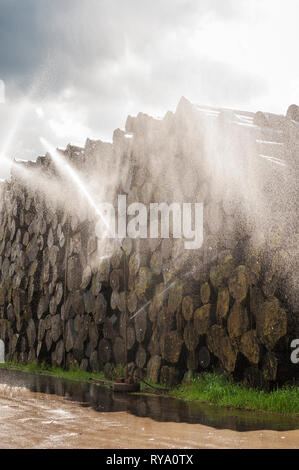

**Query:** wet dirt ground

left=0, top=370, right=298, bottom=449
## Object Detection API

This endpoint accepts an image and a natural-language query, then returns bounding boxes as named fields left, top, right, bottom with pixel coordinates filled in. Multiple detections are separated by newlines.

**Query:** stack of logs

left=0, top=97, right=298, bottom=388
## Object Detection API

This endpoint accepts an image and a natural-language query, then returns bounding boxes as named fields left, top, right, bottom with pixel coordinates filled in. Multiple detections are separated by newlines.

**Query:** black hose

left=140, top=378, right=170, bottom=393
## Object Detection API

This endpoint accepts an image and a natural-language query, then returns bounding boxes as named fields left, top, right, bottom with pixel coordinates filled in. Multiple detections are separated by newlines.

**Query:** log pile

left=0, top=97, right=298, bottom=388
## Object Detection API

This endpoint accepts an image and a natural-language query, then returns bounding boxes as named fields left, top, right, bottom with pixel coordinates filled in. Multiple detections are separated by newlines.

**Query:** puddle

left=0, top=368, right=298, bottom=432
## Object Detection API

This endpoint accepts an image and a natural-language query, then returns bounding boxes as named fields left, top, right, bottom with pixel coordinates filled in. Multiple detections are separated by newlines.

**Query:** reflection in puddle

left=0, top=369, right=298, bottom=432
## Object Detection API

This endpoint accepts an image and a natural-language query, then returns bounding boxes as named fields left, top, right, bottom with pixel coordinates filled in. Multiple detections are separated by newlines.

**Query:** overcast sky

left=0, top=0, right=298, bottom=177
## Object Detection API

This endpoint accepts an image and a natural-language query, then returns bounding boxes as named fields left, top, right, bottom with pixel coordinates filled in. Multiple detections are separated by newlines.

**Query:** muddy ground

left=0, top=382, right=298, bottom=449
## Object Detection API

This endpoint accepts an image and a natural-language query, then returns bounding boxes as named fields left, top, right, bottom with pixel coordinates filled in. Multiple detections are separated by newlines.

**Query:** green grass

left=171, top=373, right=299, bottom=415
left=0, top=361, right=106, bottom=383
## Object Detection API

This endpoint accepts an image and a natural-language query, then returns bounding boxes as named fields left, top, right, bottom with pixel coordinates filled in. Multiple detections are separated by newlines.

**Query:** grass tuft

left=172, top=373, right=299, bottom=415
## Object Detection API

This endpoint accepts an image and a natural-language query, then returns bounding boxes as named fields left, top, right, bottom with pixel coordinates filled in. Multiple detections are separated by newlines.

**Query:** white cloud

left=0, top=0, right=298, bottom=177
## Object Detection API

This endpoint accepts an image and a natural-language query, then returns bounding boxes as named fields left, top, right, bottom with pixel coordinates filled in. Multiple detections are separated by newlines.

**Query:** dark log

left=160, top=330, right=183, bottom=363
left=135, top=267, right=153, bottom=300
left=28, top=259, right=38, bottom=277
left=262, top=270, right=279, bottom=297
left=72, top=232, right=82, bottom=254
left=81, top=265, right=92, bottom=289
left=111, top=248, right=123, bottom=269
left=182, top=295, right=200, bottom=321
left=65, top=319, right=76, bottom=352
left=87, top=237, right=98, bottom=256
left=127, top=290, right=137, bottom=314
left=240, top=330, right=261, bottom=365
left=103, top=317, right=117, bottom=340
left=228, top=265, right=250, bottom=302
left=206, top=325, right=237, bottom=372
left=134, top=309, right=147, bottom=343
left=67, top=255, right=82, bottom=291
left=249, top=286, right=264, bottom=320
left=113, top=336, right=126, bottom=364
left=227, top=302, right=250, bottom=345
left=55, top=282, right=63, bottom=307
left=47, top=228, right=54, bottom=249
left=74, top=313, right=84, bottom=335
left=28, top=348, right=36, bottom=363
left=148, top=238, right=161, bottom=252
left=219, top=335, right=237, bottom=372
left=49, top=295, right=57, bottom=315
left=126, top=324, right=136, bottom=351
left=26, top=318, right=36, bottom=349
left=183, top=323, right=199, bottom=351
left=110, top=289, right=120, bottom=310
left=167, top=282, right=183, bottom=314
left=255, top=297, right=287, bottom=350
left=206, top=324, right=226, bottom=359
left=110, top=269, right=124, bottom=292
left=150, top=250, right=162, bottom=276
left=20, top=336, right=27, bottom=353
left=24, top=277, right=36, bottom=304
left=73, top=330, right=85, bottom=362
left=262, top=352, right=278, bottom=382
left=157, top=305, right=175, bottom=332
left=119, top=291, right=128, bottom=313
left=148, top=283, right=165, bottom=322
left=89, top=350, right=100, bottom=372
left=57, top=224, right=65, bottom=248
left=198, top=346, right=210, bottom=369
left=121, top=237, right=133, bottom=257
left=7, top=303, right=15, bottom=323
left=26, top=236, right=39, bottom=263
left=37, top=319, right=46, bottom=344
left=41, top=260, right=50, bottom=286
left=70, top=290, right=85, bottom=316
left=91, top=271, right=102, bottom=296
left=186, top=350, right=199, bottom=371
left=51, top=314, right=62, bottom=343
left=243, top=366, right=264, bottom=388
left=216, top=287, right=230, bottom=321
left=148, top=327, right=161, bottom=357
left=98, top=257, right=110, bottom=283
left=49, top=264, right=58, bottom=296
left=44, top=314, right=52, bottom=330
left=146, top=355, right=161, bottom=383
left=129, top=251, right=146, bottom=278
left=200, top=282, right=211, bottom=304
left=160, top=365, right=179, bottom=386
left=88, top=321, right=99, bottom=351
left=162, top=259, right=176, bottom=284
left=136, top=344, right=147, bottom=369
left=98, top=338, right=112, bottom=364
left=49, top=245, right=59, bottom=266
left=80, top=358, right=89, bottom=371
left=53, top=339, right=64, bottom=366
left=93, top=293, right=107, bottom=324
left=83, top=288, right=95, bottom=314
left=194, top=304, right=213, bottom=336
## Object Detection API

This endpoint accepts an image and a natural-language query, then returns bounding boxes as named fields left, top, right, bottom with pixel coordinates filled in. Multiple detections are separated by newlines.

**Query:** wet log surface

left=0, top=98, right=298, bottom=387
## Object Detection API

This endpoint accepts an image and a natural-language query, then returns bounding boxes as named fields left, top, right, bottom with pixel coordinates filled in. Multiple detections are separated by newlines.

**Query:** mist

left=1, top=0, right=299, bottom=177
